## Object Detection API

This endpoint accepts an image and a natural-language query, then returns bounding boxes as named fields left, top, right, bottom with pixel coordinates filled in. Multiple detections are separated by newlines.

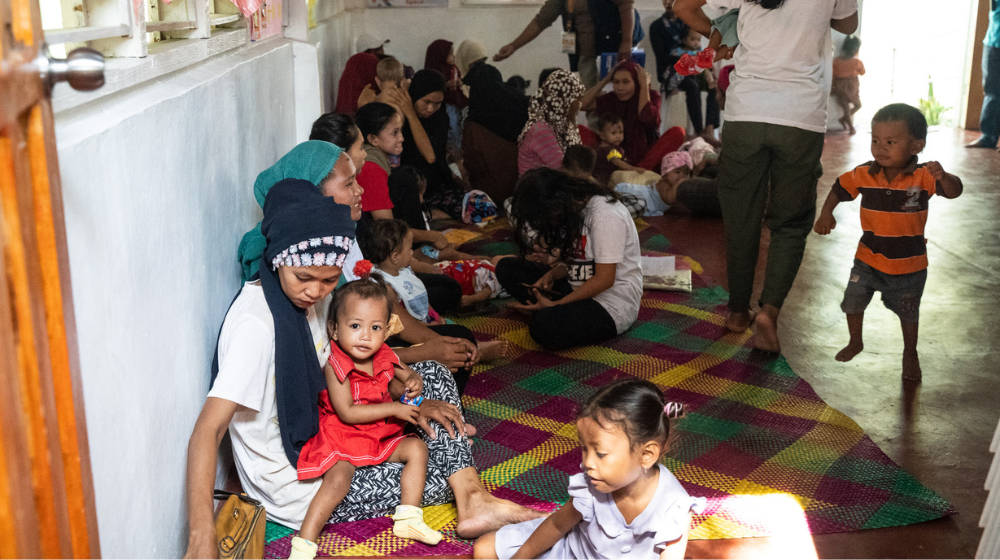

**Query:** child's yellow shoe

left=288, top=536, right=318, bottom=559
left=391, top=505, right=442, bottom=546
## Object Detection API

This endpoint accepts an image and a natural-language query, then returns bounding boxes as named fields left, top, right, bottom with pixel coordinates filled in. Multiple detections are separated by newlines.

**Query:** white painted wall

left=55, top=40, right=298, bottom=558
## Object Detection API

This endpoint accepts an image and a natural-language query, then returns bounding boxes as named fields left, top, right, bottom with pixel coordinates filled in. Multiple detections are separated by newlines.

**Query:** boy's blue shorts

left=840, top=259, right=926, bottom=323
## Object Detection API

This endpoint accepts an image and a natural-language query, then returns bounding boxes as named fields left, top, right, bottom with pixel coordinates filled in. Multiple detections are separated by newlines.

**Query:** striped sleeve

left=831, top=168, right=860, bottom=201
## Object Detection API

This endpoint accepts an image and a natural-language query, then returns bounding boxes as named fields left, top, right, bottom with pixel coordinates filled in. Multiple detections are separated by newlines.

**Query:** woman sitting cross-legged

left=183, top=181, right=544, bottom=558
left=495, top=168, right=643, bottom=351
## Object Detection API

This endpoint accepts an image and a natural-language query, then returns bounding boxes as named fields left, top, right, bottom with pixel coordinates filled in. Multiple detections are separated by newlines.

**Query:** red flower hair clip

left=353, top=259, right=373, bottom=279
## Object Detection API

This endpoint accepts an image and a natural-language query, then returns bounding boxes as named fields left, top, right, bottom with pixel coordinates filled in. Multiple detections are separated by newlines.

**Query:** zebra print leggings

left=328, top=360, right=475, bottom=523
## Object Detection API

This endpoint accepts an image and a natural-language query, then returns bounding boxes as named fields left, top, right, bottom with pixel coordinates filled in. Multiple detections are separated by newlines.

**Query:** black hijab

left=402, top=69, right=453, bottom=196
left=464, top=62, right=530, bottom=143
left=211, top=179, right=356, bottom=468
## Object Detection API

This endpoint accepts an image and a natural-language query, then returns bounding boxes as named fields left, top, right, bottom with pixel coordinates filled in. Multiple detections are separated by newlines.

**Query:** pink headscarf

left=660, top=151, right=694, bottom=175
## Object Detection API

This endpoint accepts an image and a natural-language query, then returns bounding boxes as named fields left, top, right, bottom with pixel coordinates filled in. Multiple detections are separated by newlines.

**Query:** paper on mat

left=641, top=256, right=675, bottom=276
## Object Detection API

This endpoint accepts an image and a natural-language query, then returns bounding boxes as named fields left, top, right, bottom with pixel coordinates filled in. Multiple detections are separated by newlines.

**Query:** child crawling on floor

left=813, top=103, right=963, bottom=382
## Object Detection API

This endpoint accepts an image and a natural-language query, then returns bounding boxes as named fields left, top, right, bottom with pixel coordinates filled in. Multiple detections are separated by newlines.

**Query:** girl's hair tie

left=663, top=402, right=685, bottom=419
left=353, top=259, right=374, bottom=279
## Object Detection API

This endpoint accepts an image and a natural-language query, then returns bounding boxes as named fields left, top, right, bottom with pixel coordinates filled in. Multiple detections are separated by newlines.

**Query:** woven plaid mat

left=263, top=219, right=955, bottom=557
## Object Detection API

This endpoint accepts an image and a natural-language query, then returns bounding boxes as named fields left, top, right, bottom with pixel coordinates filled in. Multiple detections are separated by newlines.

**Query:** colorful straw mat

left=263, top=219, right=955, bottom=557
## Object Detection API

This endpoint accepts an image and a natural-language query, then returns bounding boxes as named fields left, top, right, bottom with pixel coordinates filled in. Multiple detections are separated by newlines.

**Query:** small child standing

left=814, top=103, right=963, bottom=382
left=593, top=113, right=642, bottom=186
left=291, top=269, right=441, bottom=559
left=473, top=379, right=705, bottom=559
left=831, top=35, right=865, bottom=135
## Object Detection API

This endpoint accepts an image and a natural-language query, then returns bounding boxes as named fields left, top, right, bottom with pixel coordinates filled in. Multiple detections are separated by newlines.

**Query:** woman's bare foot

left=902, top=350, right=922, bottom=382
left=753, top=308, right=780, bottom=353
left=725, top=310, right=754, bottom=333
left=455, top=488, right=547, bottom=539
left=835, top=340, right=864, bottom=362
left=479, top=340, right=509, bottom=362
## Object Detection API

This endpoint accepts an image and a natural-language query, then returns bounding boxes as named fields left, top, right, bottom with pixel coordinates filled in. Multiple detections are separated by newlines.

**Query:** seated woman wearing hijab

left=517, top=69, right=587, bottom=177
left=424, top=39, right=469, bottom=148
left=184, top=181, right=544, bottom=558
left=457, top=40, right=529, bottom=205
left=336, top=53, right=380, bottom=116
left=236, top=140, right=478, bottom=389
left=580, top=61, right=686, bottom=170
left=401, top=69, right=467, bottom=220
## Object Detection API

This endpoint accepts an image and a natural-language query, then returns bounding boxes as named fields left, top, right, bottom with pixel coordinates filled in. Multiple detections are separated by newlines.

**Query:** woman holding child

left=582, top=61, right=687, bottom=170
left=185, top=151, right=542, bottom=558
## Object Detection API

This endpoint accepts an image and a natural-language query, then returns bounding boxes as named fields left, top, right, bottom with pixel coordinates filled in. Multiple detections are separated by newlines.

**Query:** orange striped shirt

left=832, top=159, right=940, bottom=275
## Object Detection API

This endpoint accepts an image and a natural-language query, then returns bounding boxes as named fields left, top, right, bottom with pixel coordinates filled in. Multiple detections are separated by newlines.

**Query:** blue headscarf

left=237, top=141, right=345, bottom=281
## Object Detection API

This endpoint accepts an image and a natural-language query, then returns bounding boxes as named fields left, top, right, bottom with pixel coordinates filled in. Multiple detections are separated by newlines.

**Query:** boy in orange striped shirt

left=814, top=104, right=963, bottom=382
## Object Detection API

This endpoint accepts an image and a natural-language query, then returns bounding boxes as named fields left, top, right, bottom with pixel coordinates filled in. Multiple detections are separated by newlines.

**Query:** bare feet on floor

left=753, top=311, right=780, bottom=353
left=902, top=350, right=922, bottom=383
left=726, top=310, right=755, bottom=333
left=479, top=340, right=509, bottom=362
left=455, top=491, right=547, bottom=539
left=835, top=340, right=864, bottom=362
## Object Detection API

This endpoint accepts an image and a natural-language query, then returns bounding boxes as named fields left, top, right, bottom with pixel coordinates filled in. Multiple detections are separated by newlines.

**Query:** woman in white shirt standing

left=674, top=0, right=858, bottom=353
left=495, top=168, right=643, bottom=350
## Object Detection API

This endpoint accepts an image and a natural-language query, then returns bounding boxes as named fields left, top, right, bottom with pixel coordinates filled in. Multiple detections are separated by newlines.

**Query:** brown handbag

left=214, top=490, right=266, bottom=559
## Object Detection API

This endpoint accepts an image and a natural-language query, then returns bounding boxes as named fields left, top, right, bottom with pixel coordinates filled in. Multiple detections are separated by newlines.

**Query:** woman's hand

left=510, top=289, right=557, bottom=312
left=421, top=336, right=476, bottom=372
left=381, top=87, right=416, bottom=119
left=393, top=402, right=422, bottom=424
left=494, top=44, right=516, bottom=62
left=636, top=66, right=651, bottom=91
left=416, top=398, right=467, bottom=439
left=428, top=230, right=450, bottom=250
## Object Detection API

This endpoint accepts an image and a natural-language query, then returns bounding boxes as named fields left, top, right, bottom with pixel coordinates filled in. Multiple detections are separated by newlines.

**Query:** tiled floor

left=650, top=127, right=1000, bottom=559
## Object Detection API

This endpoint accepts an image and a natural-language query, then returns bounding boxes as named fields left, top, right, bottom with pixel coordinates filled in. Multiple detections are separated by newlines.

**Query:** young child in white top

left=473, top=379, right=705, bottom=559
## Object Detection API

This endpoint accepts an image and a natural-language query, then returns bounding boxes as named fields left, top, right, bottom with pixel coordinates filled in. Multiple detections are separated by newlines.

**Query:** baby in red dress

left=292, top=262, right=441, bottom=558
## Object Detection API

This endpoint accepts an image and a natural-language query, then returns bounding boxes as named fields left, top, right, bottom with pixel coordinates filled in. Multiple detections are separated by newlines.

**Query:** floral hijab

left=517, top=69, right=586, bottom=152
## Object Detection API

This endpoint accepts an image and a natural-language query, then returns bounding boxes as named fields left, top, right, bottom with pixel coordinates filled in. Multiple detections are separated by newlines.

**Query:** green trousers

left=717, top=121, right=824, bottom=312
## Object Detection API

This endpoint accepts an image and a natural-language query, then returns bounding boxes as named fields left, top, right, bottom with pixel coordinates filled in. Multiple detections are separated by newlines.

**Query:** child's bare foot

left=753, top=308, right=780, bottom=353
left=725, top=310, right=754, bottom=333
left=478, top=340, right=509, bottom=362
left=902, top=350, right=922, bottom=382
left=835, top=340, right=864, bottom=362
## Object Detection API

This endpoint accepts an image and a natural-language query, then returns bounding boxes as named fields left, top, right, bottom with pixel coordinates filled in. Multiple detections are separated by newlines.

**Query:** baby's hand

left=394, top=402, right=421, bottom=424
left=405, top=376, right=423, bottom=399
left=925, top=161, right=947, bottom=181
left=814, top=212, right=836, bottom=235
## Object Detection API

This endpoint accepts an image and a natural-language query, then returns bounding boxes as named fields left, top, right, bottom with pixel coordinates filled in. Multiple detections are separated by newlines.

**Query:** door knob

left=38, top=47, right=105, bottom=92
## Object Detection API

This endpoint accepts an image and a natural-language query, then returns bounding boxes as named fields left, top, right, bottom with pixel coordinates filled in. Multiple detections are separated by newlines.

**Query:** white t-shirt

left=378, top=266, right=433, bottom=323
left=206, top=282, right=331, bottom=529
left=566, top=196, right=643, bottom=334
left=706, top=0, right=858, bottom=133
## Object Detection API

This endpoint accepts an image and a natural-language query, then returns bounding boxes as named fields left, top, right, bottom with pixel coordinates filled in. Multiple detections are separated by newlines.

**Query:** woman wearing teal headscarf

left=237, top=141, right=364, bottom=281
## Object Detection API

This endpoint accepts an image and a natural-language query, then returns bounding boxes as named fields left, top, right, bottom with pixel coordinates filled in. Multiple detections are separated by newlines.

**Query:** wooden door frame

left=0, top=0, right=101, bottom=554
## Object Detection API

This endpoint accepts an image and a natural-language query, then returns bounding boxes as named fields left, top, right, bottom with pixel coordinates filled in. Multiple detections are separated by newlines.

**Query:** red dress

left=296, top=343, right=412, bottom=480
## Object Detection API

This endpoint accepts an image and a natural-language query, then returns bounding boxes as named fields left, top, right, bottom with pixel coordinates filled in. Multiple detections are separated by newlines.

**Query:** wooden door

left=0, top=0, right=101, bottom=556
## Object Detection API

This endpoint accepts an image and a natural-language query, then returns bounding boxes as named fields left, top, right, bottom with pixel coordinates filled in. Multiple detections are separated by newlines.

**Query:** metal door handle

left=37, top=47, right=105, bottom=92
